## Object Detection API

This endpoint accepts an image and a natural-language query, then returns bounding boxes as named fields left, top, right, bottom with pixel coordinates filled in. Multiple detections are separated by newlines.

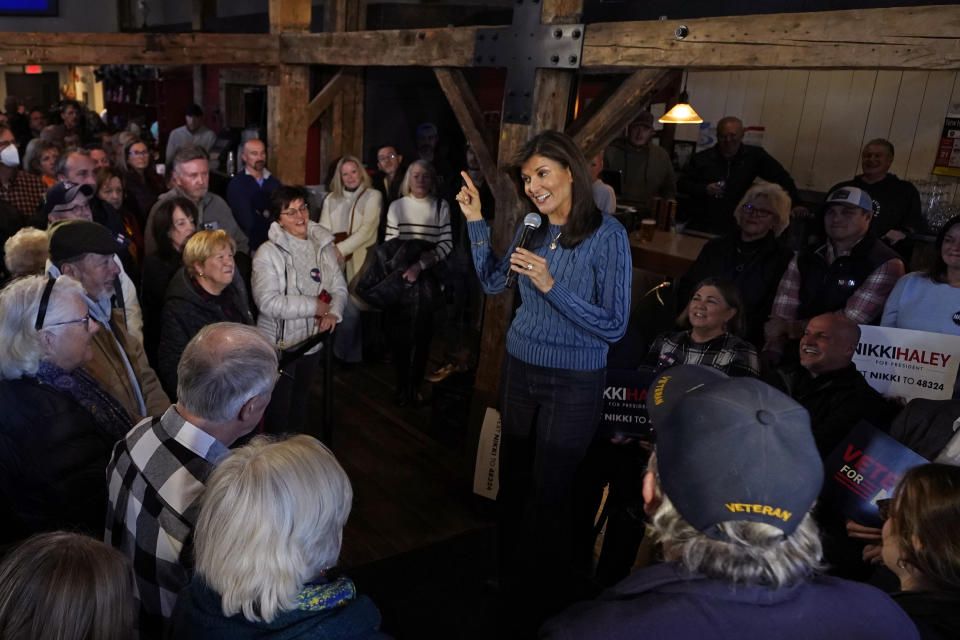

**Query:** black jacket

left=0, top=377, right=120, bottom=545
left=892, top=590, right=960, bottom=640
left=796, top=234, right=900, bottom=321
left=141, top=252, right=182, bottom=367
left=678, top=143, right=799, bottom=235
left=766, top=362, right=896, bottom=457
left=353, top=237, right=441, bottom=311
left=678, top=231, right=792, bottom=348
left=157, top=267, right=254, bottom=398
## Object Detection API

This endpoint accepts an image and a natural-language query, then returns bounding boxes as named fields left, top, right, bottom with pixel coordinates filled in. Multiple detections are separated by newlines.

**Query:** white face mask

left=0, top=143, right=19, bottom=168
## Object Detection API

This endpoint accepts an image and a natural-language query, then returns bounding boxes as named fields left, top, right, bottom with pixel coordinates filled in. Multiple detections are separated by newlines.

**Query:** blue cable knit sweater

left=468, top=215, right=631, bottom=370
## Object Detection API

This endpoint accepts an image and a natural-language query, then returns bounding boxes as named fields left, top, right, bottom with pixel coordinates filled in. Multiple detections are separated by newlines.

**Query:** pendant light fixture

left=659, top=71, right=702, bottom=124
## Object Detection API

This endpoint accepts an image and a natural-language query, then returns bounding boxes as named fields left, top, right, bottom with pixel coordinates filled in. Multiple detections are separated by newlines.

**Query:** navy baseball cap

left=648, top=365, right=822, bottom=540
left=39, top=181, right=94, bottom=218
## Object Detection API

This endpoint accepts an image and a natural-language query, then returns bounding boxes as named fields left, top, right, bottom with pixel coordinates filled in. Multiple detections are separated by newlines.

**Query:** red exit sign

left=24, top=65, right=42, bottom=74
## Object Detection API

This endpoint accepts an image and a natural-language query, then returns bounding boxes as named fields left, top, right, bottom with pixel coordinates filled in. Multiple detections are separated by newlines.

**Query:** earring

left=896, top=558, right=908, bottom=570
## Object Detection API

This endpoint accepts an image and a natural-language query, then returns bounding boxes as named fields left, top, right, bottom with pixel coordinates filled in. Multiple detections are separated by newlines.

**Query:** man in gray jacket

left=143, top=144, right=248, bottom=258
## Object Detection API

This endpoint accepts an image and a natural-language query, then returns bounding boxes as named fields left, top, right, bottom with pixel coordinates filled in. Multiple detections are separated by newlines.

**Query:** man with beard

left=226, top=138, right=280, bottom=251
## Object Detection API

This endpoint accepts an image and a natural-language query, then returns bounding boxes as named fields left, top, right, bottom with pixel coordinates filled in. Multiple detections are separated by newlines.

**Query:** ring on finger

left=526, top=263, right=533, bottom=271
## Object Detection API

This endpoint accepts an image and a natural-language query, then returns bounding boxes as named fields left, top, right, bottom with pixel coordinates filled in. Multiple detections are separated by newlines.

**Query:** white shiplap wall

left=674, top=70, right=960, bottom=201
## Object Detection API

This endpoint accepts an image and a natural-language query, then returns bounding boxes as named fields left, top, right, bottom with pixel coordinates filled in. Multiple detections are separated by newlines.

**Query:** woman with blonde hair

left=157, top=229, right=253, bottom=398
left=677, top=180, right=793, bottom=348
left=319, top=155, right=382, bottom=364
left=171, top=435, right=387, bottom=639
left=0, top=531, right=135, bottom=640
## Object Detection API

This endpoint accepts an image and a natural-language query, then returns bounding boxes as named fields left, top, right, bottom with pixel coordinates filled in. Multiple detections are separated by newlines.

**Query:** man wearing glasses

left=373, top=145, right=406, bottom=243
left=46, top=219, right=168, bottom=422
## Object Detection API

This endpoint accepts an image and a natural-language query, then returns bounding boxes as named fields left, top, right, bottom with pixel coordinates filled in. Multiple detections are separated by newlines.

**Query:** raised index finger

left=460, top=170, right=479, bottom=195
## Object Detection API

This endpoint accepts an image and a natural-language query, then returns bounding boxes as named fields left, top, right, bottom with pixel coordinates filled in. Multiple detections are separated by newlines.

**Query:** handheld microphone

left=505, top=212, right=543, bottom=289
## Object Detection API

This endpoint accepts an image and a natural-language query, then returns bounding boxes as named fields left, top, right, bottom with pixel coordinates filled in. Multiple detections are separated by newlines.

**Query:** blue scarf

left=35, top=360, right=133, bottom=440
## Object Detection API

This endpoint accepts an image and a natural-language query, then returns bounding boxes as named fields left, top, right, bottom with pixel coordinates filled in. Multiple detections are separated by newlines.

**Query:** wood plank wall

left=673, top=70, right=960, bottom=203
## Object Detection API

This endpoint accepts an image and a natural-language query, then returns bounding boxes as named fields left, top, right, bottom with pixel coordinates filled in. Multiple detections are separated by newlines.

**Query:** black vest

left=796, top=235, right=899, bottom=320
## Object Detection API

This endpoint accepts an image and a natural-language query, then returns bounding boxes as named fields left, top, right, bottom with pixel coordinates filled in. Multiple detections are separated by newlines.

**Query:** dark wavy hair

left=676, top=277, right=746, bottom=336
left=269, top=185, right=311, bottom=222
left=508, top=130, right=601, bottom=249
left=928, top=215, right=960, bottom=284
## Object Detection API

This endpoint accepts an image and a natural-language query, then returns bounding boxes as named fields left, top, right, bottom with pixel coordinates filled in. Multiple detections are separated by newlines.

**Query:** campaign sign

left=854, top=325, right=960, bottom=402
left=596, top=369, right=655, bottom=440
left=823, top=421, right=928, bottom=527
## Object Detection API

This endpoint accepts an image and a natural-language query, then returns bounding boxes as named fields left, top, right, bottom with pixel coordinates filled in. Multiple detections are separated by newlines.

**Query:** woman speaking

left=457, top=130, right=631, bottom=619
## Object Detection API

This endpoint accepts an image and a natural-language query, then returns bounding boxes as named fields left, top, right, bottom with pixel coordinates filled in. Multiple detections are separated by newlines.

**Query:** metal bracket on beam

left=472, top=0, right=583, bottom=125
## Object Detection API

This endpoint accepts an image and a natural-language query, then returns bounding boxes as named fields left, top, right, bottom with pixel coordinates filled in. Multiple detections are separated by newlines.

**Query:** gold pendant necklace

left=550, top=231, right=562, bottom=250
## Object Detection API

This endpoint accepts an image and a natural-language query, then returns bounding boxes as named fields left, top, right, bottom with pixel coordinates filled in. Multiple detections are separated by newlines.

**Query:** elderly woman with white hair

left=676, top=180, right=794, bottom=348
left=0, top=275, right=133, bottom=544
left=319, top=155, right=382, bottom=364
left=170, top=434, right=387, bottom=639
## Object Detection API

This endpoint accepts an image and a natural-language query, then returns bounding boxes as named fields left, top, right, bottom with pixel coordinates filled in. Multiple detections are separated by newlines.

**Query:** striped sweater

left=384, top=195, right=453, bottom=262
left=468, top=215, right=631, bottom=370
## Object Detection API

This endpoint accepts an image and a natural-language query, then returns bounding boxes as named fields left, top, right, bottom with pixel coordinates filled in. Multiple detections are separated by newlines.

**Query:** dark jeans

left=572, top=439, right=651, bottom=587
left=263, top=349, right=322, bottom=437
left=497, top=354, right=606, bottom=616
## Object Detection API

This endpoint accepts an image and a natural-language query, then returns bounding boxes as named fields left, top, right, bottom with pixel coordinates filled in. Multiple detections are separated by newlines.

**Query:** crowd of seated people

left=2, top=90, right=960, bottom=640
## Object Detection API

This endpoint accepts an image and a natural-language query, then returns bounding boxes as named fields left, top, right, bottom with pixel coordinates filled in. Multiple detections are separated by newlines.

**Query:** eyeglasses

left=740, top=203, right=775, bottom=218
left=129, top=149, right=149, bottom=156
left=45, top=314, right=92, bottom=331
left=377, top=153, right=397, bottom=162
left=876, top=498, right=893, bottom=521
left=281, top=203, right=309, bottom=217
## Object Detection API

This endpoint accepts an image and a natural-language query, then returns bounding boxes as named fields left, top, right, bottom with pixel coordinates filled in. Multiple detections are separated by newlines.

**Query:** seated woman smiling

left=642, top=277, right=759, bottom=377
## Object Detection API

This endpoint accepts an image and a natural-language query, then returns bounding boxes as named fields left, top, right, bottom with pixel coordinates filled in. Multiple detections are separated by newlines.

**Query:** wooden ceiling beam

left=569, top=68, right=674, bottom=160
left=305, top=69, right=350, bottom=124
left=0, top=32, right=279, bottom=66
left=1, top=5, right=957, bottom=70
left=583, top=5, right=960, bottom=71
left=434, top=68, right=501, bottom=195
left=279, top=27, right=479, bottom=67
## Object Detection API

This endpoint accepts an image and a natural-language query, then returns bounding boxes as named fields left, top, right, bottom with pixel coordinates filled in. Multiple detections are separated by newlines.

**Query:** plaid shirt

left=642, top=330, right=759, bottom=377
left=104, top=406, right=229, bottom=637
left=0, top=169, right=45, bottom=220
left=766, top=242, right=904, bottom=352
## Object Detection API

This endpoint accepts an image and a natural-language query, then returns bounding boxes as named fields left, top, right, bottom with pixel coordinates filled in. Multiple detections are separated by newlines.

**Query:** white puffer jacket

left=252, top=221, right=348, bottom=353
